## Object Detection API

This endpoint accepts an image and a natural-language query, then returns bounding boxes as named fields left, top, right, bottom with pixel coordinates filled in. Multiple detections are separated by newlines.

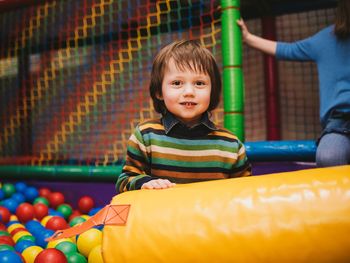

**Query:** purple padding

left=28, top=181, right=116, bottom=209
left=13, top=162, right=316, bottom=208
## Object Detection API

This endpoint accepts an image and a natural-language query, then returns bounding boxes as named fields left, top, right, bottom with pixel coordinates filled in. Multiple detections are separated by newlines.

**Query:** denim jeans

left=316, top=111, right=350, bottom=167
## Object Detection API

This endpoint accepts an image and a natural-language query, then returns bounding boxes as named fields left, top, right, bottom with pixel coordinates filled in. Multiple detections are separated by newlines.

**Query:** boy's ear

left=156, top=92, right=163, bottom=100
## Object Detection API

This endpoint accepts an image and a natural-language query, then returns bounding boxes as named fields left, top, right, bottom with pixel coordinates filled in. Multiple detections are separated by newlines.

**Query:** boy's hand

left=236, top=19, right=250, bottom=42
left=141, top=179, right=176, bottom=190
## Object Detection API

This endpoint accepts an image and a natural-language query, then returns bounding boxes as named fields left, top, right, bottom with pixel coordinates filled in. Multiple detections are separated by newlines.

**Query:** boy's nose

left=183, top=84, right=195, bottom=96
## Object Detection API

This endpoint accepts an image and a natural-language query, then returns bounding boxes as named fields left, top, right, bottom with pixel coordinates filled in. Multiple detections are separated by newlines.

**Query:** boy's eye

left=195, top=81, right=206, bottom=86
left=171, top=81, right=182, bottom=86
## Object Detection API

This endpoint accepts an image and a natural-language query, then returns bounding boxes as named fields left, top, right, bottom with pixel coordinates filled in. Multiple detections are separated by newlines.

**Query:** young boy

left=116, top=40, right=251, bottom=193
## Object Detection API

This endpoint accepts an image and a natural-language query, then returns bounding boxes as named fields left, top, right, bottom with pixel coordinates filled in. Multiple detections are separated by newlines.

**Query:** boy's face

left=160, top=58, right=211, bottom=127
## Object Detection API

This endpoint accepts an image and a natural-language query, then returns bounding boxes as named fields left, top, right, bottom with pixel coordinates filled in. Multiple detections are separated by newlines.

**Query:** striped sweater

left=116, top=112, right=251, bottom=193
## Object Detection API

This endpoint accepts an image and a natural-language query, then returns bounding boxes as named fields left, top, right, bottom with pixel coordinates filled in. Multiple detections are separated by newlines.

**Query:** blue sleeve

left=276, top=35, right=319, bottom=61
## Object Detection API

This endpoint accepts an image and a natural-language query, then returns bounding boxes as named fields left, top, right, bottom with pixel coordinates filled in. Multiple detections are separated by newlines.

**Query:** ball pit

left=0, top=182, right=104, bottom=262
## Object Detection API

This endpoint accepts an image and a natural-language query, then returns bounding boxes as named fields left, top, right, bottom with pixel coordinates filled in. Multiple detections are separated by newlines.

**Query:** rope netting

left=0, top=0, right=334, bottom=166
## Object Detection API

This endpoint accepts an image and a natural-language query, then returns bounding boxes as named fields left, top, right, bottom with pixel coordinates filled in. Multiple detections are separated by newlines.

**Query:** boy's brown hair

left=150, top=40, right=221, bottom=115
left=335, top=0, right=350, bottom=39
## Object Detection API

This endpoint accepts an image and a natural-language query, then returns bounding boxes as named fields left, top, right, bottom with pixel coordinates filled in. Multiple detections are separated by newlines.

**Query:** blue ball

left=11, top=193, right=26, bottom=204
left=14, top=182, right=27, bottom=193
left=1, top=198, right=19, bottom=214
left=35, top=229, right=54, bottom=248
left=48, top=208, right=64, bottom=217
left=14, top=240, right=36, bottom=253
left=88, top=207, right=102, bottom=216
left=0, top=189, right=5, bottom=201
left=0, top=250, right=23, bottom=263
left=24, top=187, right=39, bottom=202
left=25, top=220, right=44, bottom=234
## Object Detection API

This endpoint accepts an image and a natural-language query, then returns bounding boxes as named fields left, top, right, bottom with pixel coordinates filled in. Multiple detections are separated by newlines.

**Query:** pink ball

left=46, top=216, right=68, bottom=231
left=16, top=202, right=35, bottom=223
left=34, top=248, right=68, bottom=263
left=78, top=196, right=95, bottom=214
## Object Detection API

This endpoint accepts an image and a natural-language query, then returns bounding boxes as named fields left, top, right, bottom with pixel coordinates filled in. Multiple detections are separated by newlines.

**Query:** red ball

left=48, top=192, right=65, bottom=209
left=78, top=196, right=95, bottom=214
left=39, top=187, right=51, bottom=198
left=34, top=248, right=68, bottom=263
left=0, top=222, right=6, bottom=231
left=34, top=203, right=49, bottom=220
left=46, top=216, right=68, bottom=231
left=0, top=206, right=11, bottom=224
left=16, top=203, right=35, bottom=223
left=68, top=210, right=82, bottom=222
left=0, top=235, right=15, bottom=246
left=9, top=227, right=29, bottom=236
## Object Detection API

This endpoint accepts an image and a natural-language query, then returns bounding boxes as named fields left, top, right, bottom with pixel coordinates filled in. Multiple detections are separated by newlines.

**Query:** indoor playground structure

left=0, top=0, right=349, bottom=262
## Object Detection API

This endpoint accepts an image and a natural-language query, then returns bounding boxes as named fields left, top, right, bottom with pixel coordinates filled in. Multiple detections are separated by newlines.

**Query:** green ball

left=0, top=244, right=15, bottom=252
left=56, top=241, right=77, bottom=255
left=0, top=230, right=11, bottom=237
left=57, top=204, right=73, bottom=219
left=66, top=252, right=87, bottom=263
left=69, top=217, right=86, bottom=227
left=17, top=235, right=36, bottom=243
left=2, top=183, right=16, bottom=198
left=33, top=197, right=49, bottom=206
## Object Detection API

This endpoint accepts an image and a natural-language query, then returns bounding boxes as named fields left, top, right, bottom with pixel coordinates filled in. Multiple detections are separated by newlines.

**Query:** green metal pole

left=0, top=165, right=123, bottom=182
left=221, top=0, right=245, bottom=141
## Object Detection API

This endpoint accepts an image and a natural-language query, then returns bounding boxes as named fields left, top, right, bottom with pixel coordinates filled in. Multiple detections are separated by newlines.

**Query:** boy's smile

left=160, top=58, right=211, bottom=127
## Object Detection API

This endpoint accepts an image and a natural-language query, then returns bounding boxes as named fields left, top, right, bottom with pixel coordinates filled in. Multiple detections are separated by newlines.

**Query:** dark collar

left=162, top=111, right=217, bottom=134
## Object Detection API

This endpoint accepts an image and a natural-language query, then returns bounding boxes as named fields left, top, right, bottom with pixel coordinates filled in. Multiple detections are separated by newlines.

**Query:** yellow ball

left=22, top=246, right=43, bottom=263
left=9, top=215, right=18, bottom=221
left=7, top=223, right=25, bottom=233
left=80, top=215, right=90, bottom=220
left=13, top=231, right=32, bottom=243
left=88, top=245, right=104, bottom=263
left=41, top=215, right=53, bottom=226
left=77, top=228, right=102, bottom=257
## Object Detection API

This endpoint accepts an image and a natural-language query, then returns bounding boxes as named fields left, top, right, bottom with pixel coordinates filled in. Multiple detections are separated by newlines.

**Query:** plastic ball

left=7, top=223, right=25, bottom=233
left=47, top=238, right=72, bottom=249
left=33, top=197, right=49, bottom=206
left=48, top=192, right=65, bottom=209
left=1, top=199, right=19, bottom=214
left=48, top=208, right=64, bottom=217
left=38, top=188, right=51, bottom=199
left=0, top=206, right=11, bottom=224
left=22, top=245, right=43, bottom=263
left=88, top=207, right=102, bottom=216
left=1, top=184, right=16, bottom=198
left=24, top=187, right=39, bottom=202
left=33, top=203, right=49, bottom=220
left=0, top=235, right=15, bottom=246
left=9, top=226, right=28, bottom=236
left=76, top=228, right=102, bottom=257
left=57, top=204, right=73, bottom=220
left=35, top=229, right=54, bottom=248
left=16, top=203, right=35, bottom=223
left=11, top=193, right=26, bottom=204
left=12, top=231, right=32, bottom=243
left=46, top=216, right=68, bottom=231
left=25, top=220, right=44, bottom=233
left=68, top=210, right=82, bottom=222
left=0, top=189, right=5, bottom=201
left=14, top=240, right=36, bottom=253
left=0, top=244, right=14, bottom=252
left=78, top=196, right=94, bottom=214
left=15, top=182, right=27, bottom=193
left=0, top=230, right=10, bottom=237
left=41, top=215, right=53, bottom=227
left=55, top=241, right=77, bottom=255
left=34, top=248, right=68, bottom=263
left=17, top=235, right=36, bottom=243
left=88, top=244, right=103, bottom=263
left=0, top=250, right=23, bottom=263
left=0, top=223, right=6, bottom=231
left=65, top=252, right=87, bottom=263
left=69, top=216, right=86, bottom=227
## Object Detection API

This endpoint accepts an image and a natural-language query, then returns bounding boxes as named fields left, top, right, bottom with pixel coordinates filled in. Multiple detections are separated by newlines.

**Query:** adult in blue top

left=237, top=0, right=350, bottom=167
